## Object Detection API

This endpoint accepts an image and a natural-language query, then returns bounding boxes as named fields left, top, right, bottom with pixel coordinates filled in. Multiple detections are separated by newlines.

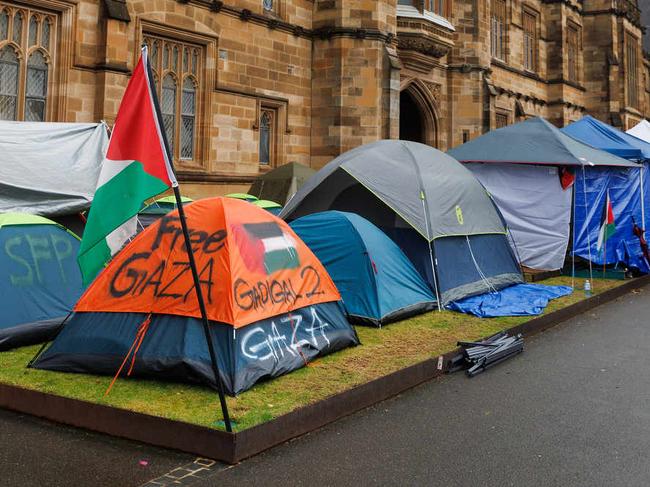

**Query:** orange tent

left=33, top=198, right=359, bottom=395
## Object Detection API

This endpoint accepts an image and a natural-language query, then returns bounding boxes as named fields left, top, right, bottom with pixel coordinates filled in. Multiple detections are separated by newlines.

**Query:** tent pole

left=641, top=165, right=646, bottom=237
left=571, top=184, right=576, bottom=290
left=428, top=239, right=442, bottom=312
left=142, top=45, right=232, bottom=433
left=173, top=185, right=233, bottom=433
left=581, top=166, right=594, bottom=287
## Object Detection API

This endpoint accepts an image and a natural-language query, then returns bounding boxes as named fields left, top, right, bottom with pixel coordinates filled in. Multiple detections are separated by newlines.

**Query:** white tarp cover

left=0, top=121, right=108, bottom=216
left=466, top=163, right=572, bottom=271
left=627, top=120, right=650, bottom=144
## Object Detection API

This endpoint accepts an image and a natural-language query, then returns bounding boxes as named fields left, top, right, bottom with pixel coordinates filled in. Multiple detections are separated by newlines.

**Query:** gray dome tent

left=280, top=140, right=523, bottom=306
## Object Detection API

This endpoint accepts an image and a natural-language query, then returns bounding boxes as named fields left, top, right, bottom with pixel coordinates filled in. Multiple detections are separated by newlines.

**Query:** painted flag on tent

left=596, top=190, right=616, bottom=253
left=233, top=222, right=300, bottom=275
left=78, top=45, right=177, bottom=284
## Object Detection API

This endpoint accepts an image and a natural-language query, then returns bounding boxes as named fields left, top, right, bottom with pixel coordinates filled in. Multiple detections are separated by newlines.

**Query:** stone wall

left=2, top=0, right=649, bottom=197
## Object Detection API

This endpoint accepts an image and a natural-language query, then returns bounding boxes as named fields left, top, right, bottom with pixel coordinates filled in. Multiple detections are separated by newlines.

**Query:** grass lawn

left=0, top=277, right=625, bottom=431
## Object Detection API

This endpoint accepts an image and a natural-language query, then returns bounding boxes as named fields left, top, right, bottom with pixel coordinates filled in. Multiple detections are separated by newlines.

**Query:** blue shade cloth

left=447, top=284, right=573, bottom=318
left=290, top=211, right=435, bottom=325
left=573, top=165, right=650, bottom=273
left=0, top=223, right=84, bottom=350
left=562, top=116, right=650, bottom=161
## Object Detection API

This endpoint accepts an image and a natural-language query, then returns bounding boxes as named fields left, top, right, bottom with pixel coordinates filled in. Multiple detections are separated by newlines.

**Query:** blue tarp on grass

left=447, top=284, right=573, bottom=318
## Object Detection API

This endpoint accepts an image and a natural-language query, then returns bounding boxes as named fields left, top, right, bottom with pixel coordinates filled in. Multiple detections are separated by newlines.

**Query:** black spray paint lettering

left=233, top=276, right=303, bottom=311
left=109, top=255, right=216, bottom=304
left=240, top=306, right=331, bottom=362
left=151, top=215, right=226, bottom=254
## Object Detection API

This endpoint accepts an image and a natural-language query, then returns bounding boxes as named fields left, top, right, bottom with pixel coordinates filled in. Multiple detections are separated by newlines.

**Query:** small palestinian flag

left=233, top=222, right=300, bottom=275
left=596, top=190, right=616, bottom=253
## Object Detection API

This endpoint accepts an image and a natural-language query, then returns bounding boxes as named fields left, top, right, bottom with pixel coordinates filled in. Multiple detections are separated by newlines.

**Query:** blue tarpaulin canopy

left=561, top=117, right=650, bottom=273
left=562, top=115, right=650, bottom=162
left=573, top=165, right=650, bottom=273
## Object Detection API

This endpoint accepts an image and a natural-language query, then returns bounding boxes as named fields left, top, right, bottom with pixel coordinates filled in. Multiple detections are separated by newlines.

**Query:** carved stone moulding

left=397, top=33, right=451, bottom=73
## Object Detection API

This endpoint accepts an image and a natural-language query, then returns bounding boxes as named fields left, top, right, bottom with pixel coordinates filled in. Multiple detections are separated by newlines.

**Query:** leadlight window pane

left=163, top=45, right=169, bottom=69
left=183, top=47, right=189, bottom=73
left=13, top=12, right=22, bottom=45
left=151, top=40, right=159, bottom=71
left=162, top=74, right=176, bottom=152
left=259, top=111, right=271, bottom=165
left=172, top=46, right=178, bottom=71
left=42, top=18, right=50, bottom=49
left=28, top=15, right=37, bottom=47
left=192, top=50, right=198, bottom=74
left=263, top=0, right=273, bottom=11
left=0, top=47, right=18, bottom=120
left=25, top=50, right=47, bottom=121
left=180, top=78, right=195, bottom=159
left=0, top=11, right=8, bottom=40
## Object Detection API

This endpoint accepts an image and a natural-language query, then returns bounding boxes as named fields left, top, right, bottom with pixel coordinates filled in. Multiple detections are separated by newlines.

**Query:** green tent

left=249, top=162, right=316, bottom=205
left=138, top=195, right=193, bottom=228
left=225, top=193, right=259, bottom=202
left=252, top=199, right=283, bottom=215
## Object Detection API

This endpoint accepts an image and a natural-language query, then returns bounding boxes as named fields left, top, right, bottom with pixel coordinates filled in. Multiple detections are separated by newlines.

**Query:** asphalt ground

left=2, top=288, right=650, bottom=486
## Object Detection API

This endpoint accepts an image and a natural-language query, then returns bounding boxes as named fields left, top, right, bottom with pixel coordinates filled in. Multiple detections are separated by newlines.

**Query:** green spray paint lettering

left=5, top=236, right=33, bottom=286
left=25, top=234, right=52, bottom=284
left=4, top=232, right=71, bottom=287
left=50, top=232, right=72, bottom=283
left=455, top=205, right=464, bottom=225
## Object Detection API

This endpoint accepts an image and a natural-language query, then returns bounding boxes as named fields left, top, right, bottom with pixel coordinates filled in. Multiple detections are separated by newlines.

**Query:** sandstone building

left=0, top=0, right=648, bottom=196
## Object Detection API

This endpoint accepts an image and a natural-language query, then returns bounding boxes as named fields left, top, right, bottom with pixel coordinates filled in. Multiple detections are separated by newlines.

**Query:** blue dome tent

left=290, top=211, right=436, bottom=325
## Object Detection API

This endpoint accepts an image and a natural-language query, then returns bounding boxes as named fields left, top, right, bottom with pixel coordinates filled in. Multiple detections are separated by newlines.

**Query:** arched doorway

left=399, top=80, right=439, bottom=147
left=400, top=90, right=425, bottom=143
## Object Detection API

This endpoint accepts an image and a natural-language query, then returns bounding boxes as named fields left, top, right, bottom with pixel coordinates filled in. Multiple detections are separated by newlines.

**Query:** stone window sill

left=397, top=5, right=455, bottom=32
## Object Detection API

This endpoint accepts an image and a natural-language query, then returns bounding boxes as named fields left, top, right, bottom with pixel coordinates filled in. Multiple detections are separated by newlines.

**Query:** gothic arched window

left=145, top=34, right=202, bottom=164
left=0, top=6, right=56, bottom=121
left=180, top=77, right=195, bottom=160
left=259, top=108, right=275, bottom=165
left=0, top=46, right=19, bottom=120
left=25, top=50, right=47, bottom=121
left=161, top=74, right=177, bottom=152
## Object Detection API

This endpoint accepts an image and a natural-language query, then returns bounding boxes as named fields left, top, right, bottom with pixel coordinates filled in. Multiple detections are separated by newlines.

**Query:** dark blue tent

left=290, top=211, right=436, bottom=325
left=281, top=140, right=524, bottom=305
left=0, top=213, right=84, bottom=350
left=562, top=115, right=650, bottom=161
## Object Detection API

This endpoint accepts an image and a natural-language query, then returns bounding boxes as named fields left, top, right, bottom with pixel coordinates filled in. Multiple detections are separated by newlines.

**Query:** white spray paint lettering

left=240, top=306, right=331, bottom=361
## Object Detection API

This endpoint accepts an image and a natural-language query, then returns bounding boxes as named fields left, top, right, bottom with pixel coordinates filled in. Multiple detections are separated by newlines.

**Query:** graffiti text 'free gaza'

left=107, top=215, right=325, bottom=310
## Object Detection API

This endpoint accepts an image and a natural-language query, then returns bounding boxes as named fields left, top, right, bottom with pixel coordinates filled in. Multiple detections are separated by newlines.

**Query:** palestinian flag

left=233, top=222, right=300, bottom=275
left=78, top=45, right=176, bottom=284
left=596, top=190, right=616, bottom=253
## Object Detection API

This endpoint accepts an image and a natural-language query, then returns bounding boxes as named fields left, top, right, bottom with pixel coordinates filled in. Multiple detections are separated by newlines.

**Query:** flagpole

left=603, top=236, right=606, bottom=277
left=142, top=45, right=233, bottom=433
left=172, top=185, right=233, bottom=433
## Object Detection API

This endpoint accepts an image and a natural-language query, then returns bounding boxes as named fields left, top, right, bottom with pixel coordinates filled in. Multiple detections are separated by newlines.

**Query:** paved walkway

left=3, top=288, right=650, bottom=486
